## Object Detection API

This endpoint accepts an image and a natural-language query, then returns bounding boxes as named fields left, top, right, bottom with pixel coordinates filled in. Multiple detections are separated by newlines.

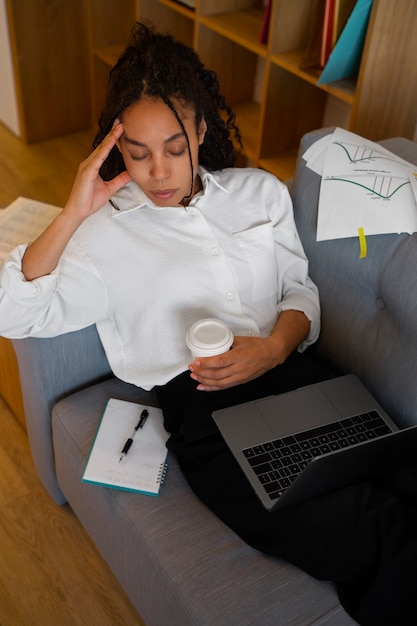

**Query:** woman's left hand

left=188, top=310, right=311, bottom=391
left=188, top=335, right=283, bottom=392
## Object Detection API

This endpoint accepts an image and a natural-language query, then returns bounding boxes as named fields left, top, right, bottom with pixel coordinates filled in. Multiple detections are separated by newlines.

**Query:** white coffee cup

left=186, top=318, right=234, bottom=359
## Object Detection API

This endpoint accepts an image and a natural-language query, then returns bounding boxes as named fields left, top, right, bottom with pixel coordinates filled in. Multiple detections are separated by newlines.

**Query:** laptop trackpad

left=256, top=386, right=340, bottom=438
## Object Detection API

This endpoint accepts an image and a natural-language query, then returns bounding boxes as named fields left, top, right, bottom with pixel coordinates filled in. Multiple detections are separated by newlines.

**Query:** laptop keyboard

left=242, top=411, right=392, bottom=501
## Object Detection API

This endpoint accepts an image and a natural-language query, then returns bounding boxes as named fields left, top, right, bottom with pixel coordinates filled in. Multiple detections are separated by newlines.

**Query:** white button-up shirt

left=0, top=167, right=320, bottom=389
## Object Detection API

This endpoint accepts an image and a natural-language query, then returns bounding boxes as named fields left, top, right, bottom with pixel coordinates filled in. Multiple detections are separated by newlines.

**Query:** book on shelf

left=318, top=0, right=373, bottom=85
left=82, top=399, right=169, bottom=497
left=332, top=0, right=357, bottom=46
left=301, top=0, right=367, bottom=75
left=259, top=0, right=272, bottom=44
left=300, top=0, right=327, bottom=70
left=320, top=0, right=335, bottom=68
left=301, top=0, right=339, bottom=70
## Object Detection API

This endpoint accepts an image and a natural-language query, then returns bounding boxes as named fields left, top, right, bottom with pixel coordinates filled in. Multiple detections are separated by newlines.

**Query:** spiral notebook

left=82, top=399, right=169, bottom=496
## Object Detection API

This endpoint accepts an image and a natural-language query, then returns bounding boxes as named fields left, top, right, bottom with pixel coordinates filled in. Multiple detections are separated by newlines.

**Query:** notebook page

left=83, top=399, right=169, bottom=496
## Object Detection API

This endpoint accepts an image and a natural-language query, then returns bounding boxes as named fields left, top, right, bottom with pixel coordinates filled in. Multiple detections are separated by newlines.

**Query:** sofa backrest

left=292, top=129, right=417, bottom=429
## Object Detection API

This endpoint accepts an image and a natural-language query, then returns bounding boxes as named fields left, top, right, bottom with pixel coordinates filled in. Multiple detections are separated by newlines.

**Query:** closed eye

left=130, top=153, right=149, bottom=161
left=129, top=146, right=187, bottom=161
left=169, top=147, right=187, bottom=157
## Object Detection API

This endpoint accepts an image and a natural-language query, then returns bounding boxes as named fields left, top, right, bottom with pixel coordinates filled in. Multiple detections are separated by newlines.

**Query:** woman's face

left=117, top=97, right=206, bottom=207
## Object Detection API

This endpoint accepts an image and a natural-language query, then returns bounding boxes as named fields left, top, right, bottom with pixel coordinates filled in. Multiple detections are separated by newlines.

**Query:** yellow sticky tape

left=358, top=227, right=367, bottom=258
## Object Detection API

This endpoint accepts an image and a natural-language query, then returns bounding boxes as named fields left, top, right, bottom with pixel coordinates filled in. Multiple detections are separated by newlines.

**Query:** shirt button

left=226, top=292, right=234, bottom=300
left=248, top=330, right=255, bottom=336
left=210, top=248, right=219, bottom=256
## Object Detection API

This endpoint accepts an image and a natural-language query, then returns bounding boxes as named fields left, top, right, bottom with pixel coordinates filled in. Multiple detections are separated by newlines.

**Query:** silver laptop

left=212, top=375, right=417, bottom=512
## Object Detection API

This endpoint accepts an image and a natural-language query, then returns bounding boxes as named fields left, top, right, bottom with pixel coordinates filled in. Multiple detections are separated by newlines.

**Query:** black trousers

left=156, top=352, right=417, bottom=626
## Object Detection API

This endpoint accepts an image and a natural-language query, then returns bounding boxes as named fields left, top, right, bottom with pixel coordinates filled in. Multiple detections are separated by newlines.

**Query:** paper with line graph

left=0, top=197, right=61, bottom=265
left=314, top=128, right=417, bottom=241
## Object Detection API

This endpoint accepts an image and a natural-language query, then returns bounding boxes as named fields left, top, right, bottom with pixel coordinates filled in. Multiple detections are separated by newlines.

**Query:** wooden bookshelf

left=87, top=0, right=417, bottom=179
left=5, top=0, right=91, bottom=142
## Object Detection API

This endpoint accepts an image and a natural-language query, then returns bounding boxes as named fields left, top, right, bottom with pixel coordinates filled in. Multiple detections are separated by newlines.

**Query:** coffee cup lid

left=186, top=318, right=234, bottom=356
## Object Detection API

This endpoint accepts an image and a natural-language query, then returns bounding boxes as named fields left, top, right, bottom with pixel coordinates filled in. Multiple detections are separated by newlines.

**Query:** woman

left=1, top=23, right=416, bottom=625
left=1, top=22, right=319, bottom=392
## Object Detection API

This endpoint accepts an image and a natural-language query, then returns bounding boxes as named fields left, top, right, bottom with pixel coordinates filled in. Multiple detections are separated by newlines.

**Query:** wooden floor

left=0, top=122, right=144, bottom=625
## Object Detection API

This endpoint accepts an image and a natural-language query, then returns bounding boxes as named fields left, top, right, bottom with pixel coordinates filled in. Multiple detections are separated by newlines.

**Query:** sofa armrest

left=13, top=325, right=112, bottom=503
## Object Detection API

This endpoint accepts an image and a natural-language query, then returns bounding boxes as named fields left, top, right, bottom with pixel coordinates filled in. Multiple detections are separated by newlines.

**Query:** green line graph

left=334, top=141, right=405, bottom=166
left=324, top=141, right=411, bottom=199
left=325, top=174, right=410, bottom=199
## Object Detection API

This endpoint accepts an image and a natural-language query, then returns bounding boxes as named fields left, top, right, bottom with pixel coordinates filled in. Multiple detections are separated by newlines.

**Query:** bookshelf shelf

left=157, top=0, right=195, bottom=19
left=87, top=0, right=417, bottom=180
left=319, top=78, right=356, bottom=106
left=93, top=45, right=124, bottom=68
left=199, top=9, right=267, bottom=57
left=271, top=51, right=355, bottom=105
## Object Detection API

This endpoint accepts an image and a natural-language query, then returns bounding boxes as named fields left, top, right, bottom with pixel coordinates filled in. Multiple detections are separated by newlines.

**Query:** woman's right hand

left=22, top=120, right=132, bottom=281
left=63, top=119, right=132, bottom=223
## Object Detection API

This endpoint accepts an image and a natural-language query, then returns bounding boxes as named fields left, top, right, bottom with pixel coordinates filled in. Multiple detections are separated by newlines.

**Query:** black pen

left=119, top=409, right=149, bottom=463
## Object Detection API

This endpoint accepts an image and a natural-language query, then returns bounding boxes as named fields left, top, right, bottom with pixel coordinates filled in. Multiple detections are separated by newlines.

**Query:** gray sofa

left=12, top=128, right=417, bottom=625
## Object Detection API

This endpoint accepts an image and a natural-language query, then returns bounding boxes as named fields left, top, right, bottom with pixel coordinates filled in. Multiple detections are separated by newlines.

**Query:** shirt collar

left=198, top=167, right=229, bottom=194
left=110, top=166, right=229, bottom=217
left=109, top=181, right=150, bottom=216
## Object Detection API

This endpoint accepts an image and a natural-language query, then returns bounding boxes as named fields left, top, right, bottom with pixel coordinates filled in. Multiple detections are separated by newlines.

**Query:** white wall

left=0, top=0, right=20, bottom=136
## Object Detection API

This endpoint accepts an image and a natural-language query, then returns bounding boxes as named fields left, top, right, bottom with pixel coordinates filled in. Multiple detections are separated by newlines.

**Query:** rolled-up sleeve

left=0, top=241, right=108, bottom=338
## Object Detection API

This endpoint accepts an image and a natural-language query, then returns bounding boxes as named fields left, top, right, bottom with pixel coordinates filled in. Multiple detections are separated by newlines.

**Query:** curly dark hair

left=93, top=22, right=242, bottom=181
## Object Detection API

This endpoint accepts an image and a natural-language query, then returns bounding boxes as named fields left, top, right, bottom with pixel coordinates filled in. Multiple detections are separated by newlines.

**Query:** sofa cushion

left=52, top=376, right=356, bottom=625
left=292, top=129, right=417, bottom=429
